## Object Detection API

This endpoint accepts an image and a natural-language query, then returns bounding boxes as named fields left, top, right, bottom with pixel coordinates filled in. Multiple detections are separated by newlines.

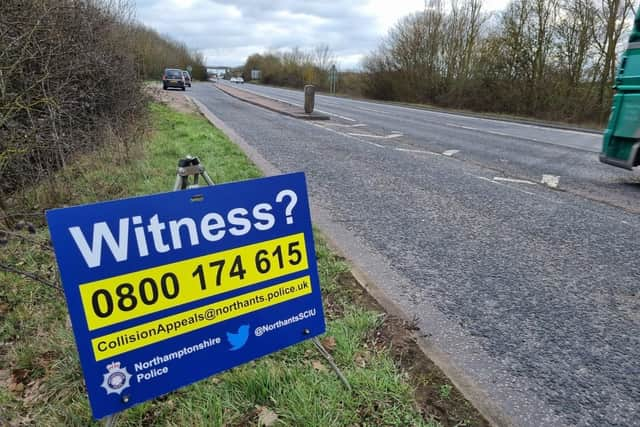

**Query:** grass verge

left=0, top=102, right=487, bottom=426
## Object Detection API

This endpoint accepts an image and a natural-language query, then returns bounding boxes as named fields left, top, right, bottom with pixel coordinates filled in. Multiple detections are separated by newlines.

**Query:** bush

left=0, top=0, right=145, bottom=200
left=0, top=0, right=207, bottom=209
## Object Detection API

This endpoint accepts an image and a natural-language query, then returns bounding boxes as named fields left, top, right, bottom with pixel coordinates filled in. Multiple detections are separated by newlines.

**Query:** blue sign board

left=46, top=172, right=325, bottom=419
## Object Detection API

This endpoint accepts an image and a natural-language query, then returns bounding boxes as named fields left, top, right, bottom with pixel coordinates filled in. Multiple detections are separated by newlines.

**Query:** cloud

left=134, top=0, right=506, bottom=69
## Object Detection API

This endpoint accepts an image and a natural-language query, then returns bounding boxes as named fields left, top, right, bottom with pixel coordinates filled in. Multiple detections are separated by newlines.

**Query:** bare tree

left=592, top=0, right=633, bottom=109
left=555, top=0, right=597, bottom=87
left=531, top=0, right=559, bottom=109
left=442, top=0, right=486, bottom=94
left=313, top=44, right=335, bottom=72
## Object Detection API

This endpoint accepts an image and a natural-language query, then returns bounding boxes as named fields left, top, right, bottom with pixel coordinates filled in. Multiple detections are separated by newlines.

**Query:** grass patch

left=0, top=103, right=455, bottom=426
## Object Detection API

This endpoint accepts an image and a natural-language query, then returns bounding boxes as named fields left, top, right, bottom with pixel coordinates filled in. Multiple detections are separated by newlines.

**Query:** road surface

left=189, top=81, right=640, bottom=427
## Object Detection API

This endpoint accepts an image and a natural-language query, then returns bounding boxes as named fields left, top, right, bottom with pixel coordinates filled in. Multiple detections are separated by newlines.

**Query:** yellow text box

left=91, top=275, right=312, bottom=361
left=80, top=233, right=308, bottom=330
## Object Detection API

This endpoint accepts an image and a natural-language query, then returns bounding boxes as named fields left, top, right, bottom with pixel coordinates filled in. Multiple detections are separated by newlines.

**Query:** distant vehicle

left=230, top=76, right=244, bottom=84
left=162, top=68, right=185, bottom=91
left=182, top=70, right=191, bottom=87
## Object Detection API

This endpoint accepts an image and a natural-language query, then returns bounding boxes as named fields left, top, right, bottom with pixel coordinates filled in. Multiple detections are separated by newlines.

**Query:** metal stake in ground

left=312, top=336, right=351, bottom=391
left=103, top=413, right=118, bottom=427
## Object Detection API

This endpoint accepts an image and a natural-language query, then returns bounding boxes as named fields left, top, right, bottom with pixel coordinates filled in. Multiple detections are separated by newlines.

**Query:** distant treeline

left=363, top=0, right=632, bottom=125
left=0, top=0, right=205, bottom=200
left=132, top=24, right=207, bottom=81
left=242, top=45, right=336, bottom=91
left=243, top=0, right=633, bottom=126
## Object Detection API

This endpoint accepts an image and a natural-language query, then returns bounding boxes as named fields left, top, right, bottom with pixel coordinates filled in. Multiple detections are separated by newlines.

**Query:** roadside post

left=304, top=85, right=316, bottom=114
left=46, top=158, right=334, bottom=422
left=329, top=64, right=337, bottom=95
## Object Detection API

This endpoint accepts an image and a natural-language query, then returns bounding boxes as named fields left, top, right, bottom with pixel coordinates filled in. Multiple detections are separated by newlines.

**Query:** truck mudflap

left=599, top=141, right=640, bottom=170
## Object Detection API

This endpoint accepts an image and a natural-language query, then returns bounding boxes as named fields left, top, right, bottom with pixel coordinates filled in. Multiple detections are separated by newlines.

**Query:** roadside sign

left=329, top=64, right=337, bottom=95
left=46, top=172, right=325, bottom=419
left=186, top=65, right=192, bottom=73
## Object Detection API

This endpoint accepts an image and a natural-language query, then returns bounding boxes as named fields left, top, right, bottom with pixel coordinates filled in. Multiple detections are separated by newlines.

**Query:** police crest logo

left=100, top=362, right=132, bottom=395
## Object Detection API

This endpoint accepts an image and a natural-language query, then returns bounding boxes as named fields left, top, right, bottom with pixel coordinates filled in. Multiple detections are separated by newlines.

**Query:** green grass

left=439, top=384, right=453, bottom=400
left=0, top=103, right=435, bottom=426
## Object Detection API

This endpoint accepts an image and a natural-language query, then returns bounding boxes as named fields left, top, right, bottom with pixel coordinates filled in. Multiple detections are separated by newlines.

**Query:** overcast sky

left=135, top=0, right=509, bottom=70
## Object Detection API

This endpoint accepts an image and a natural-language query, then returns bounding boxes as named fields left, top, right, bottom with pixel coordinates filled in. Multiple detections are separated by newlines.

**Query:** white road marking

left=446, top=122, right=537, bottom=140
left=446, top=122, right=477, bottom=131
left=354, top=105, right=387, bottom=114
left=309, top=122, right=385, bottom=148
left=493, top=177, right=536, bottom=185
left=479, top=177, right=538, bottom=196
left=347, top=133, right=403, bottom=139
left=315, top=109, right=357, bottom=121
left=464, top=173, right=563, bottom=203
left=327, top=123, right=367, bottom=128
left=443, top=120, right=601, bottom=152
left=395, top=148, right=439, bottom=155
left=442, top=149, right=460, bottom=157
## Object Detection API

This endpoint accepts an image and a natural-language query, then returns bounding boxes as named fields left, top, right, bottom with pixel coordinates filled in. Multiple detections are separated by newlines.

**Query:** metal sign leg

left=312, top=337, right=351, bottom=391
left=104, top=414, right=118, bottom=427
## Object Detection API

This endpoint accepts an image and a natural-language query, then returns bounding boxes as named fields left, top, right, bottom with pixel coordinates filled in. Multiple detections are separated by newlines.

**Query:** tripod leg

left=202, top=171, right=215, bottom=186
left=173, top=175, right=187, bottom=191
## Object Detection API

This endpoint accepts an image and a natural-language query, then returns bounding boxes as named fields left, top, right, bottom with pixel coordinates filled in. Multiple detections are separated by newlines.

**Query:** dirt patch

left=333, top=271, right=490, bottom=427
left=145, top=83, right=198, bottom=114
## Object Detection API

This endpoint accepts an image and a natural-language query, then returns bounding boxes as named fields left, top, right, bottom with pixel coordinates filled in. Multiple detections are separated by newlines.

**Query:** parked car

left=162, top=68, right=185, bottom=91
left=182, top=70, right=191, bottom=87
left=236, top=76, right=244, bottom=84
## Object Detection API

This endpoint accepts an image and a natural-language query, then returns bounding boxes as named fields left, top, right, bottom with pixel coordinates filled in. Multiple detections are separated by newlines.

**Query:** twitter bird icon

left=226, top=325, right=250, bottom=351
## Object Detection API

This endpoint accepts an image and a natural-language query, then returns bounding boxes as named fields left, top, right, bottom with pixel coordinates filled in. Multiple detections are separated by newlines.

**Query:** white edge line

left=347, top=133, right=403, bottom=139
left=395, top=148, right=439, bottom=155
left=492, top=177, right=537, bottom=185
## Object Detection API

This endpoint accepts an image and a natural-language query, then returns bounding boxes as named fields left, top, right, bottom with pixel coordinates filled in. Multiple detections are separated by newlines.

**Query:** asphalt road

left=189, top=82, right=640, bottom=427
